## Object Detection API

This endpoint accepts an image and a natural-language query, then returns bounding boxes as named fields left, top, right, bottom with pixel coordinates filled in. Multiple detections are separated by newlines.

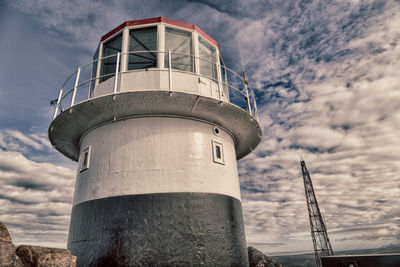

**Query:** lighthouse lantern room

left=49, top=17, right=261, bottom=266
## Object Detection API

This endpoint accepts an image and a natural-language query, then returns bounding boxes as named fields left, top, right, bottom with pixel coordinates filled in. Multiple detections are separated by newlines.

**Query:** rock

left=16, top=245, right=76, bottom=267
left=0, top=222, right=24, bottom=267
left=248, top=246, right=284, bottom=267
left=0, top=221, right=12, bottom=243
left=0, top=242, right=24, bottom=267
left=0, top=222, right=76, bottom=267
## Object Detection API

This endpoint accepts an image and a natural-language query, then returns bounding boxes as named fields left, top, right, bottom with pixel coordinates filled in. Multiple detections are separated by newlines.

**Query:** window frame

left=80, top=145, right=91, bottom=172
left=198, top=36, right=218, bottom=81
left=212, top=140, right=225, bottom=165
left=164, top=26, right=194, bottom=72
left=96, top=23, right=224, bottom=87
left=100, top=33, right=123, bottom=82
left=127, top=26, right=158, bottom=71
left=89, top=44, right=100, bottom=97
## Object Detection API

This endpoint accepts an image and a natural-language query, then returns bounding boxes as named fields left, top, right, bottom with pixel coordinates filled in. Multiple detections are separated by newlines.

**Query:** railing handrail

left=73, top=53, right=258, bottom=105
left=69, top=51, right=251, bottom=94
left=53, top=50, right=258, bottom=121
left=60, top=70, right=78, bottom=91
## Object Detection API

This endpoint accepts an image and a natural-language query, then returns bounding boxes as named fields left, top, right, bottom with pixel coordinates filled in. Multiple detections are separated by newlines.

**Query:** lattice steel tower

left=300, top=160, right=334, bottom=267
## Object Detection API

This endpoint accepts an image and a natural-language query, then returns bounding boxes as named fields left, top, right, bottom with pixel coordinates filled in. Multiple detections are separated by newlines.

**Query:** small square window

left=212, top=140, right=224, bottom=165
left=80, top=145, right=91, bottom=172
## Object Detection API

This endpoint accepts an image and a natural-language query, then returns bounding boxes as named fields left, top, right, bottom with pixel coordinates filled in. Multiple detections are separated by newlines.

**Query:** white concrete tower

left=49, top=17, right=261, bottom=266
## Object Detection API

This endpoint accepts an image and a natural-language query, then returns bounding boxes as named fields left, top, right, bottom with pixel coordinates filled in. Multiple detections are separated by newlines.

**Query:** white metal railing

left=53, top=51, right=259, bottom=121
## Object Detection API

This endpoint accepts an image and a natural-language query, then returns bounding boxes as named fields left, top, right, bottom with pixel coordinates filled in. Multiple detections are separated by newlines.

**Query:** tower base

left=68, top=193, right=249, bottom=266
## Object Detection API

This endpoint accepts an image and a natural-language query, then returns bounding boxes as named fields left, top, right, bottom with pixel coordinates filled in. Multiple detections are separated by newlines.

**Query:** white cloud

left=3, top=129, right=45, bottom=150
left=0, top=129, right=76, bottom=169
left=3, top=0, right=400, bottom=255
left=0, top=129, right=49, bottom=153
left=238, top=0, right=400, bottom=253
left=334, top=223, right=400, bottom=242
left=0, top=149, right=75, bottom=247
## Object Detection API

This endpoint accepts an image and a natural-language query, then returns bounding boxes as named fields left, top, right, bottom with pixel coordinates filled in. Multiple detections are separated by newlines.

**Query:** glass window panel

left=128, top=27, right=157, bottom=70
left=199, top=37, right=217, bottom=80
left=165, top=27, right=193, bottom=72
left=83, top=151, right=88, bottom=166
left=100, top=33, right=122, bottom=82
left=216, top=145, right=221, bottom=159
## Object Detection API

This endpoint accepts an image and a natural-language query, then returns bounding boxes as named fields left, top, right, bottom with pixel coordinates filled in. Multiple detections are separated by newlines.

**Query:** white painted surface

left=93, top=76, right=115, bottom=97
left=157, top=24, right=165, bottom=69
left=73, top=117, right=241, bottom=205
left=93, top=69, right=228, bottom=101
left=120, top=28, right=130, bottom=74
left=119, top=70, right=161, bottom=92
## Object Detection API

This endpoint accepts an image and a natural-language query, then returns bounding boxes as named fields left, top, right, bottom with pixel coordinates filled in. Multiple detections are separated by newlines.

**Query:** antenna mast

left=300, top=160, right=334, bottom=267
left=238, top=41, right=248, bottom=85
left=238, top=41, right=251, bottom=115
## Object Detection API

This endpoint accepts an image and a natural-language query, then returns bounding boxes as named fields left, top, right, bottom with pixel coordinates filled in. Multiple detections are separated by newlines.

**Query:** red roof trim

left=101, top=22, right=127, bottom=41
left=125, top=17, right=162, bottom=27
left=100, top=17, right=218, bottom=47
left=161, top=17, right=195, bottom=31
left=194, top=26, right=217, bottom=47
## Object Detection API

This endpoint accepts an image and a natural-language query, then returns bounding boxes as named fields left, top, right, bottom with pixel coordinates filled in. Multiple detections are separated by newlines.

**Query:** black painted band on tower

left=68, top=193, right=249, bottom=266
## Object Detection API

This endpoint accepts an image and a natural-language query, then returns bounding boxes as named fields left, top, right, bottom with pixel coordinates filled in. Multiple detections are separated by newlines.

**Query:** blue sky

left=0, top=0, right=399, bottom=255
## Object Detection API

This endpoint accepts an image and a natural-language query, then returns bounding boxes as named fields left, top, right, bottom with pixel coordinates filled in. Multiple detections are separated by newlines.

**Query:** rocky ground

left=248, top=246, right=284, bottom=267
left=0, top=222, right=76, bottom=267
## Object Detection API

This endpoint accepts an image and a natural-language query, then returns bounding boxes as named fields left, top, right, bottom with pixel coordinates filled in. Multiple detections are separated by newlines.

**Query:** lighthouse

left=49, top=17, right=261, bottom=266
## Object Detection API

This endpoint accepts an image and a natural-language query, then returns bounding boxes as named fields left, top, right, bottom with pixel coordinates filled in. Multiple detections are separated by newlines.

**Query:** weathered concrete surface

left=0, top=222, right=24, bottom=267
left=16, top=246, right=76, bottom=267
left=248, top=246, right=284, bottom=267
left=0, top=222, right=76, bottom=267
left=69, top=193, right=248, bottom=266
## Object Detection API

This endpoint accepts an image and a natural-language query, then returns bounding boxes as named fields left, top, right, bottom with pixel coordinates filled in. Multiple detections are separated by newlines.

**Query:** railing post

left=223, top=68, right=229, bottom=101
left=53, top=88, right=64, bottom=119
left=113, top=52, right=121, bottom=94
left=168, top=50, right=172, bottom=92
left=88, top=64, right=94, bottom=100
left=70, top=67, right=81, bottom=106
left=216, top=62, right=223, bottom=100
left=95, top=43, right=103, bottom=87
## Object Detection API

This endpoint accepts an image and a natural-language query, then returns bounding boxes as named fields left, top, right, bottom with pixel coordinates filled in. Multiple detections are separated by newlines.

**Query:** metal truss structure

left=301, top=160, right=334, bottom=267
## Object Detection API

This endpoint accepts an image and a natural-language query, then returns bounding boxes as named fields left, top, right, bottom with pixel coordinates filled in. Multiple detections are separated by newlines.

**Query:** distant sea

left=270, top=243, right=400, bottom=267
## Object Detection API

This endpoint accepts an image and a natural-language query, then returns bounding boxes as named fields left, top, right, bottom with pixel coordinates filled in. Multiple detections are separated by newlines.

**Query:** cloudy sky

left=0, top=0, right=399, bottom=255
